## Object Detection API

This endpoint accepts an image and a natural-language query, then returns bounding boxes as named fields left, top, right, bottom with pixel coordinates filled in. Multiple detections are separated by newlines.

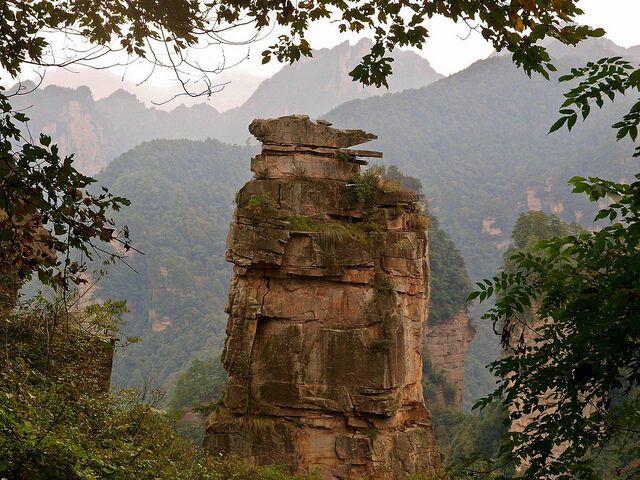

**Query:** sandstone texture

left=423, top=308, right=475, bottom=410
left=204, top=115, right=439, bottom=478
left=248, top=114, right=377, bottom=148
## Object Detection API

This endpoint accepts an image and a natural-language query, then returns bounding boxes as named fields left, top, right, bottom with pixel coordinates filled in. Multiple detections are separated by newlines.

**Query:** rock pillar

left=204, top=115, right=439, bottom=479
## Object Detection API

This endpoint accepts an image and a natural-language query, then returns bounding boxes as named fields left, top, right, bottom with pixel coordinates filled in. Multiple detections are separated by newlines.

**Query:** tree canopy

left=2, top=0, right=604, bottom=91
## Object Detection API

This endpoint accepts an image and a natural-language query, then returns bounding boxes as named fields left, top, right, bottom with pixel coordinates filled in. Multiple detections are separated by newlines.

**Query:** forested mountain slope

left=96, top=139, right=253, bottom=387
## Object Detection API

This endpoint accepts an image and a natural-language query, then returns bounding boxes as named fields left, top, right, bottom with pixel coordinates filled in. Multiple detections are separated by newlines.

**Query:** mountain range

left=14, top=36, right=640, bottom=406
left=10, top=39, right=442, bottom=174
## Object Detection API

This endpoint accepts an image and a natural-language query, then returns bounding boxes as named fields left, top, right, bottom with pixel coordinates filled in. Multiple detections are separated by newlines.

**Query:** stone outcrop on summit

left=204, top=115, right=439, bottom=478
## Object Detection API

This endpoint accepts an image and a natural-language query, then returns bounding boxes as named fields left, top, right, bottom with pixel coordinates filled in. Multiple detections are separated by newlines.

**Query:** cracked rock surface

left=204, top=115, right=439, bottom=479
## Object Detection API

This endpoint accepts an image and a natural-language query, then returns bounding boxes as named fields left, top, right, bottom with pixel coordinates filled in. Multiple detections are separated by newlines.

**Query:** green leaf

left=467, top=291, right=481, bottom=301
left=549, top=116, right=568, bottom=133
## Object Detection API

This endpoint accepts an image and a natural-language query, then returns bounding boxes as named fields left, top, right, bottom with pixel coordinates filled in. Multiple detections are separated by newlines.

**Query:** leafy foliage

left=204, top=456, right=321, bottom=480
left=347, top=166, right=385, bottom=205
left=347, top=165, right=420, bottom=207
left=472, top=177, right=640, bottom=478
left=1, top=0, right=601, bottom=92
left=551, top=56, right=640, bottom=157
left=422, top=357, right=455, bottom=405
left=467, top=47, right=640, bottom=478
left=0, top=88, right=130, bottom=290
left=0, top=295, right=198, bottom=480
left=510, top=211, right=574, bottom=250
left=0, top=1, right=221, bottom=76
left=0, top=294, right=323, bottom=480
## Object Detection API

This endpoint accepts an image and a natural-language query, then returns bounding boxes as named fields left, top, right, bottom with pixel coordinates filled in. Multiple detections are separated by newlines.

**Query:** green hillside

left=96, top=139, right=253, bottom=388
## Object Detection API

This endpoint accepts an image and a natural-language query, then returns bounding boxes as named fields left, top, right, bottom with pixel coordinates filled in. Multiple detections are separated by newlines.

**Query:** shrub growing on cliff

left=242, top=192, right=276, bottom=214
left=347, top=167, right=382, bottom=205
left=347, top=165, right=416, bottom=206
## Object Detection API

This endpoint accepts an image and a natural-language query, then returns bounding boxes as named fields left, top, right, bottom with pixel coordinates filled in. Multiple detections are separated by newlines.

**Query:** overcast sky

left=23, top=0, right=640, bottom=110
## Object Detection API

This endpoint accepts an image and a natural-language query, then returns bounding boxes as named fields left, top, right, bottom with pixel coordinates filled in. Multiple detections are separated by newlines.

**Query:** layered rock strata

left=423, top=308, right=475, bottom=410
left=204, top=115, right=439, bottom=478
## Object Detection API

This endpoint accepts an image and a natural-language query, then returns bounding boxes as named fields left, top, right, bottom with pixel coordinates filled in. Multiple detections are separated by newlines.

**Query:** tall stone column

left=204, top=115, right=439, bottom=479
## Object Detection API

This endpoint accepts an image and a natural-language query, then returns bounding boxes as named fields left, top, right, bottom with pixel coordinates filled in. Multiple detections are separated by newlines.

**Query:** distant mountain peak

left=10, top=39, right=445, bottom=169
left=103, top=88, right=143, bottom=103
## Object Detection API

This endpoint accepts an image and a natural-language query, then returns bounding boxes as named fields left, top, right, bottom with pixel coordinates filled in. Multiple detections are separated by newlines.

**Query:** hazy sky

left=22, top=0, right=640, bottom=110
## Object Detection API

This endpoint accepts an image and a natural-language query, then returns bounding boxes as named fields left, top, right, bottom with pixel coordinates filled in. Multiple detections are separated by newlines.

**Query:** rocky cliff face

left=507, top=310, right=570, bottom=475
left=204, top=115, right=439, bottom=478
left=423, top=308, right=475, bottom=410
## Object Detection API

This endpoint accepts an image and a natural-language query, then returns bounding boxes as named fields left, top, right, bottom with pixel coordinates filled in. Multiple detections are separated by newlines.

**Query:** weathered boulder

left=249, top=114, right=377, bottom=148
left=205, top=115, right=439, bottom=478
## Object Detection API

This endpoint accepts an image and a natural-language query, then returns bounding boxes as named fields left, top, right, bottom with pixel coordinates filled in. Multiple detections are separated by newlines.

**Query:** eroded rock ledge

left=204, top=115, right=439, bottom=479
